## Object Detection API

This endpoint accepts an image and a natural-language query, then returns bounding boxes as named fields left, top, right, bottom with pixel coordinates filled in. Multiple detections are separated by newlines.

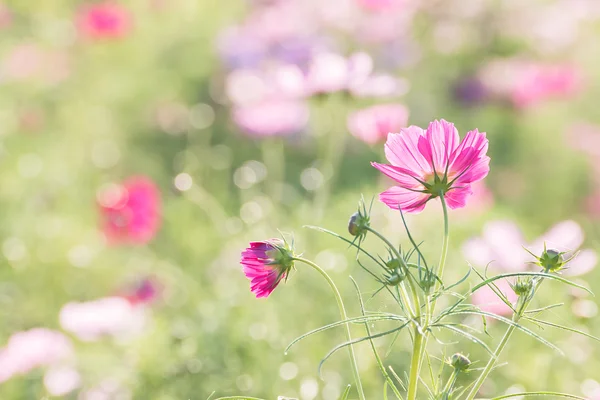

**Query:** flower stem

left=293, top=257, right=366, bottom=400
left=464, top=279, right=545, bottom=399
left=407, top=195, right=450, bottom=400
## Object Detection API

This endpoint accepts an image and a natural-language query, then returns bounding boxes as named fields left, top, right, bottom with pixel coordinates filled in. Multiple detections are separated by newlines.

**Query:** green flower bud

left=539, top=248, right=564, bottom=272
left=385, top=258, right=402, bottom=270
left=384, top=268, right=405, bottom=286
left=511, top=277, right=533, bottom=297
left=450, top=353, right=471, bottom=371
left=347, top=211, right=370, bottom=237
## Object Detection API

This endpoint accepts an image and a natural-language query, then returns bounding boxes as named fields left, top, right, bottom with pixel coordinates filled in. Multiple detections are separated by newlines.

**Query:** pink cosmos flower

left=0, top=329, right=74, bottom=383
left=347, top=104, right=409, bottom=145
left=98, top=176, right=161, bottom=245
left=77, top=2, right=131, bottom=39
left=372, top=119, right=490, bottom=213
left=471, top=278, right=517, bottom=317
left=241, top=239, right=295, bottom=298
left=59, top=297, right=148, bottom=341
left=232, top=99, right=309, bottom=137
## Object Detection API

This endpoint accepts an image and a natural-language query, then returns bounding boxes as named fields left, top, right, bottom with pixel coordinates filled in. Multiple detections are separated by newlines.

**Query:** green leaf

left=524, top=316, right=600, bottom=342
left=285, top=314, right=407, bottom=354
left=431, top=323, right=494, bottom=355
left=338, top=385, right=351, bottom=400
left=448, top=310, right=563, bottom=354
left=469, top=272, right=593, bottom=296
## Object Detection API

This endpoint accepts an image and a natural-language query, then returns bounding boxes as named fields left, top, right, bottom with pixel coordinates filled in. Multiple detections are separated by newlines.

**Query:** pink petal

left=379, top=186, right=429, bottom=213
left=563, top=249, right=597, bottom=277
left=444, top=185, right=472, bottom=209
left=384, top=126, right=431, bottom=174
left=422, top=119, right=460, bottom=171
left=371, top=162, right=423, bottom=187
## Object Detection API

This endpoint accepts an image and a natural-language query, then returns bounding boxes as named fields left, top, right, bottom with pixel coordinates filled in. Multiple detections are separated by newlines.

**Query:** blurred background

left=1, top=0, right=600, bottom=399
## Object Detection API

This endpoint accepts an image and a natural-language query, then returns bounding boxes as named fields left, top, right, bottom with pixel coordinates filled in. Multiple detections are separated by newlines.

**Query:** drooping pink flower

left=471, top=278, right=517, bottom=317
left=232, top=99, right=309, bottom=137
left=372, top=119, right=490, bottom=213
left=241, top=239, right=295, bottom=298
left=77, top=2, right=131, bottom=40
left=59, top=297, right=148, bottom=341
left=98, top=176, right=161, bottom=245
left=0, top=329, right=74, bottom=383
left=347, top=104, right=409, bottom=145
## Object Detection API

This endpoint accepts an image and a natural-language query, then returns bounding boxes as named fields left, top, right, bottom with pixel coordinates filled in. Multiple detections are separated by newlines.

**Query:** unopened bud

left=511, top=277, right=533, bottom=297
left=347, top=211, right=369, bottom=237
left=450, top=353, right=471, bottom=371
left=539, top=248, right=564, bottom=272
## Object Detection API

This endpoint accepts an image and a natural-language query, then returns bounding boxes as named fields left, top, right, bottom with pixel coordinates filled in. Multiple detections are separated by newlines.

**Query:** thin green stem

left=465, top=278, right=545, bottom=399
left=407, top=194, right=450, bottom=400
left=293, top=257, right=366, bottom=400
left=351, top=277, right=404, bottom=400
left=441, top=369, right=459, bottom=397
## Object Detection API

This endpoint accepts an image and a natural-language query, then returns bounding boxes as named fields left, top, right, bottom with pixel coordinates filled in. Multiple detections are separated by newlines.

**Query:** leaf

left=431, top=324, right=494, bottom=355
left=484, top=391, right=588, bottom=399
left=525, top=303, right=564, bottom=315
left=338, top=385, right=351, bottom=400
left=285, top=314, right=406, bottom=354
left=524, top=316, right=600, bottom=342
left=448, top=310, right=563, bottom=355
left=469, top=272, right=593, bottom=296
left=318, top=323, right=411, bottom=376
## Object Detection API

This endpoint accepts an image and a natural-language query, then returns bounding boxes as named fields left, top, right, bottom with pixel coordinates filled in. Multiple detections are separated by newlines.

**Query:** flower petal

left=422, top=119, right=460, bottom=171
left=371, top=162, right=424, bottom=188
left=445, top=185, right=473, bottom=209
left=384, top=126, right=431, bottom=174
left=379, top=186, right=429, bottom=213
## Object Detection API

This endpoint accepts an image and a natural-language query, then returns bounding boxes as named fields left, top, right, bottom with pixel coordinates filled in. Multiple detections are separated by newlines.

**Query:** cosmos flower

left=232, top=99, right=309, bottom=137
left=241, top=239, right=295, bottom=298
left=0, top=329, right=74, bottom=383
left=372, top=119, right=490, bottom=212
left=98, top=176, right=161, bottom=245
left=347, top=104, right=409, bottom=145
left=76, top=2, right=132, bottom=39
left=59, top=297, right=148, bottom=341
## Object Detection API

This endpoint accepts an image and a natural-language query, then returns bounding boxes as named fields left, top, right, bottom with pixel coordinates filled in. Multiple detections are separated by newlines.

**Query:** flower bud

left=450, top=353, right=471, bottom=371
left=385, top=258, right=402, bottom=270
left=347, top=210, right=370, bottom=237
left=539, top=248, right=564, bottom=272
left=419, top=269, right=437, bottom=291
left=511, top=277, right=533, bottom=297
left=384, top=268, right=405, bottom=286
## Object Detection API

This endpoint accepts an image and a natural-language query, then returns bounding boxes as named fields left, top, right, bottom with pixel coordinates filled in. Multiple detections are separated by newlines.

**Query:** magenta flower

left=98, top=176, right=161, bottom=245
left=77, top=2, right=131, bottom=40
left=372, top=119, right=490, bottom=213
left=241, top=239, right=295, bottom=298
left=347, top=104, right=409, bottom=145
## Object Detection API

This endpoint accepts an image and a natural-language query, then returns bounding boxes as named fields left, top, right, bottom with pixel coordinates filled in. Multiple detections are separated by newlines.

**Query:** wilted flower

left=98, top=176, right=162, bottom=245
left=232, top=99, right=309, bottom=137
left=347, top=104, right=409, bottom=145
left=241, top=239, right=295, bottom=298
left=59, top=297, right=148, bottom=341
left=0, top=329, right=74, bottom=383
left=77, top=2, right=132, bottom=39
left=372, top=119, right=490, bottom=212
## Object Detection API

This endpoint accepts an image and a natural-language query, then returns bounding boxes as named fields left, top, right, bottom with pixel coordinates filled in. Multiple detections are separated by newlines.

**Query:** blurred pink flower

left=462, top=221, right=528, bottom=272
left=347, top=104, right=409, bottom=145
left=306, top=51, right=377, bottom=95
left=232, top=99, right=309, bottom=137
left=471, top=278, right=517, bottom=316
left=98, top=176, right=161, bottom=245
left=479, top=59, right=581, bottom=108
left=1, top=43, right=71, bottom=84
left=0, top=3, right=11, bottom=29
left=59, top=297, right=148, bottom=341
left=585, top=190, right=600, bottom=219
left=463, top=219, right=597, bottom=276
left=372, top=119, right=490, bottom=213
left=0, top=328, right=74, bottom=383
left=43, top=366, right=81, bottom=396
left=77, top=2, right=132, bottom=39
left=242, top=239, right=293, bottom=298
left=357, top=0, right=404, bottom=11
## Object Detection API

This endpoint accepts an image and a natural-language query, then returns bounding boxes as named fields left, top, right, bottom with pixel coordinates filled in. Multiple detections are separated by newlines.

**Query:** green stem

left=406, top=327, right=424, bottom=400
left=441, top=369, right=459, bottom=397
left=293, top=257, right=366, bottom=400
left=465, top=279, right=545, bottom=400
left=407, top=194, right=450, bottom=400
